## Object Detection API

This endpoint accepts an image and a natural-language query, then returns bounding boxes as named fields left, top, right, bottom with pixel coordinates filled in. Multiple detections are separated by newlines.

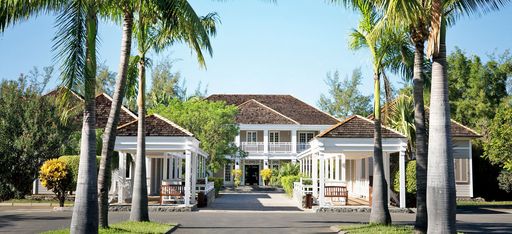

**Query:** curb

left=329, top=225, right=345, bottom=233
left=166, top=224, right=180, bottom=233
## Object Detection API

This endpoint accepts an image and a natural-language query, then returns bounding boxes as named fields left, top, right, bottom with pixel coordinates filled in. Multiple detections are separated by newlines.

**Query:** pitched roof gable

left=236, top=99, right=299, bottom=124
left=368, top=100, right=481, bottom=138
left=117, top=114, right=193, bottom=137
left=95, top=93, right=138, bottom=129
left=317, top=115, right=406, bottom=139
left=206, top=94, right=339, bottom=125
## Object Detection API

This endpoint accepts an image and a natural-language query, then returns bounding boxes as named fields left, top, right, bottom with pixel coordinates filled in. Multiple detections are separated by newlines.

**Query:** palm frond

left=0, top=0, right=64, bottom=33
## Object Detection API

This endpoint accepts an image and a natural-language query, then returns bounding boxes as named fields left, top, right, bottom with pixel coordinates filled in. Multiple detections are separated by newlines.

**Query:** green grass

left=338, top=224, right=413, bottom=234
left=41, top=221, right=175, bottom=234
left=457, top=200, right=512, bottom=206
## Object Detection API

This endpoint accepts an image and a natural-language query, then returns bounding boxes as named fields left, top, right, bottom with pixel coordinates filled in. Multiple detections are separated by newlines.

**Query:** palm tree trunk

left=427, top=20, right=456, bottom=234
left=130, top=51, right=149, bottom=222
left=369, top=72, right=392, bottom=225
left=70, top=7, right=99, bottom=234
left=413, top=38, right=428, bottom=234
left=98, top=10, right=133, bottom=228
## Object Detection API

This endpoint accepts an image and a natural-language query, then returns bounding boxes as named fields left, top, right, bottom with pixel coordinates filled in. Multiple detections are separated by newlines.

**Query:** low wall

left=315, top=206, right=415, bottom=213
left=109, top=204, right=197, bottom=212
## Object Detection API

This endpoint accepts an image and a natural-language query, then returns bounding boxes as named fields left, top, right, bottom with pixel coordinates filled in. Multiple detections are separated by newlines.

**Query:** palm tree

left=129, top=0, right=217, bottom=221
left=348, top=1, right=412, bottom=225
left=97, top=2, right=134, bottom=228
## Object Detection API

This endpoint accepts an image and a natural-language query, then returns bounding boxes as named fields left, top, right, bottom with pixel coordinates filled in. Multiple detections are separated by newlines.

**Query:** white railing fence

left=269, top=142, right=292, bottom=153
left=292, top=178, right=316, bottom=206
left=240, top=142, right=265, bottom=153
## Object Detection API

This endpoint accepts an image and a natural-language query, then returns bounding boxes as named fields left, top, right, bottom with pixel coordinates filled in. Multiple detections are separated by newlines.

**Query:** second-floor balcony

left=240, top=142, right=310, bottom=154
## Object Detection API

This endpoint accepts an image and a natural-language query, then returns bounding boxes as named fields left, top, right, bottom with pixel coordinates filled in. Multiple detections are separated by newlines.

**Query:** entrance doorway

left=244, top=165, right=259, bottom=185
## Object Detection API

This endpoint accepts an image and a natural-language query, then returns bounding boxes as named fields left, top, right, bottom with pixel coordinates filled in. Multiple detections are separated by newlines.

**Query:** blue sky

left=1, top=0, right=511, bottom=106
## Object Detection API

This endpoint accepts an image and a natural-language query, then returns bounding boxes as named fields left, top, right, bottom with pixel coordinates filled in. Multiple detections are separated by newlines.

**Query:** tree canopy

left=150, top=98, right=239, bottom=172
left=318, top=69, right=372, bottom=119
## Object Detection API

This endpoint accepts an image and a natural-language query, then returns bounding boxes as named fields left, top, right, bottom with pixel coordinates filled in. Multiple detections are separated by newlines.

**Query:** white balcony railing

left=240, top=142, right=265, bottom=153
left=269, top=142, right=292, bottom=153
left=296, top=143, right=310, bottom=153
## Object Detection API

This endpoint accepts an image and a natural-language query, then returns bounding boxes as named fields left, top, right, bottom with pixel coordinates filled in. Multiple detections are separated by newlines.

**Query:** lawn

left=337, top=224, right=413, bottom=234
left=457, top=200, right=512, bottom=206
left=41, top=221, right=175, bottom=234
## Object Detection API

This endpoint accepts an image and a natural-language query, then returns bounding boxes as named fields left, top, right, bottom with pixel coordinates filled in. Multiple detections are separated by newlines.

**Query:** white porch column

left=118, top=152, right=127, bottom=203
left=335, top=155, right=340, bottom=181
left=178, top=158, right=183, bottom=179
left=319, top=153, right=326, bottom=207
left=184, top=150, right=192, bottom=205
left=469, top=141, right=474, bottom=197
left=341, top=154, right=346, bottom=182
left=235, top=134, right=241, bottom=147
left=329, top=157, right=334, bottom=180
left=146, top=157, right=152, bottom=194
left=191, top=152, right=197, bottom=204
left=235, top=159, right=240, bottom=170
left=299, top=159, right=303, bottom=175
left=263, top=129, right=269, bottom=154
left=163, top=157, right=169, bottom=180
left=264, top=158, right=269, bottom=169
left=312, top=153, right=318, bottom=197
left=399, top=148, right=407, bottom=208
left=291, top=130, right=297, bottom=153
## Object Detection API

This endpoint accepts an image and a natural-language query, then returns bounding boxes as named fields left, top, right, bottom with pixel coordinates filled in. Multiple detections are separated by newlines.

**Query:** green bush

left=281, top=175, right=300, bottom=196
left=209, top=177, right=224, bottom=196
left=58, top=155, right=101, bottom=190
left=393, top=160, right=416, bottom=206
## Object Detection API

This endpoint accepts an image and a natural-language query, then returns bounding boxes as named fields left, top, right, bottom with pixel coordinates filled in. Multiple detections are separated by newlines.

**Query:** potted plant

left=260, top=168, right=272, bottom=186
left=232, top=169, right=242, bottom=187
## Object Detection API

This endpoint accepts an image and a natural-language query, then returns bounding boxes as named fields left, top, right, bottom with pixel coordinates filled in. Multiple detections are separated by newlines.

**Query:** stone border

left=315, top=206, right=415, bottom=213
left=109, top=204, right=197, bottom=212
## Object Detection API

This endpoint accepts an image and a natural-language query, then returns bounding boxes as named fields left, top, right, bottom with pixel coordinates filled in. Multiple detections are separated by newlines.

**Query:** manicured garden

left=42, top=221, right=175, bottom=234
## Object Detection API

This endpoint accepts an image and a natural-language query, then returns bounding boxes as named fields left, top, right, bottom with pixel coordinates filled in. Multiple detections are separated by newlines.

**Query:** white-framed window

left=224, top=163, right=232, bottom=182
left=454, top=158, right=469, bottom=183
left=247, top=131, right=257, bottom=143
left=269, top=131, right=280, bottom=143
left=299, top=132, right=315, bottom=143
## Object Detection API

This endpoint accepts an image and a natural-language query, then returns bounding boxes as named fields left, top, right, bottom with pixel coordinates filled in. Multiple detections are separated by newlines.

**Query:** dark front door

left=245, top=165, right=259, bottom=185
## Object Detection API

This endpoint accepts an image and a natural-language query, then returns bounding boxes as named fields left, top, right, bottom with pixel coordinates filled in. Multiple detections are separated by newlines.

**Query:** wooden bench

left=160, top=184, right=185, bottom=205
left=325, top=186, right=348, bottom=205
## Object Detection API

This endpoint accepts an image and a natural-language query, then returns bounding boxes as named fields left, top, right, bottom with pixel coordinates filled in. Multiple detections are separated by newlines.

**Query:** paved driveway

left=201, top=192, right=303, bottom=212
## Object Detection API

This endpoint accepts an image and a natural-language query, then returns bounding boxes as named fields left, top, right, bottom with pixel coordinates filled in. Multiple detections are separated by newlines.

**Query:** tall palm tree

left=1, top=1, right=101, bottom=233
left=97, top=1, right=134, bottom=228
left=129, top=0, right=217, bottom=221
left=348, top=1, right=412, bottom=225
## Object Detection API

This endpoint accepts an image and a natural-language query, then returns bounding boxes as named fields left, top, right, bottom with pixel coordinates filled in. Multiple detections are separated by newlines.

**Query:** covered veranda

left=111, top=114, right=212, bottom=206
left=294, top=115, right=408, bottom=208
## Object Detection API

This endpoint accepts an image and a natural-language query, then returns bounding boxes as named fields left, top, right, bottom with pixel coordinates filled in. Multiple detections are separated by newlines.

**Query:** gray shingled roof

left=117, top=114, right=193, bottom=137
left=206, top=94, right=339, bottom=125
left=317, top=115, right=406, bottom=139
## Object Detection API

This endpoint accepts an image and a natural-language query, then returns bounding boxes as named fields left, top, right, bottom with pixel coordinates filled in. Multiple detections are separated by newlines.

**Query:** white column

left=291, top=130, right=297, bottom=153
left=399, top=148, right=407, bottom=208
left=341, top=154, right=346, bottom=182
left=329, top=157, right=334, bottom=180
left=173, top=158, right=178, bottom=179
left=264, top=158, right=269, bottom=169
left=263, top=129, right=269, bottom=154
left=319, top=153, right=325, bottom=207
left=178, top=158, right=183, bottom=179
left=163, top=157, right=169, bottom=180
left=235, top=134, right=241, bottom=147
left=299, top=159, right=303, bottom=175
left=146, top=157, right=152, bottom=194
left=312, top=153, right=318, bottom=197
left=335, top=155, right=340, bottom=181
left=469, top=141, right=474, bottom=197
left=118, top=152, right=127, bottom=203
left=184, top=150, right=192, bottom=205
left=191, top=152, right=197, bottom=204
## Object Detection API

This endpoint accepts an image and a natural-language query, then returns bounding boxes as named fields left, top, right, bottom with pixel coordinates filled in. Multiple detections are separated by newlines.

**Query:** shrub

left=209, top=177, right=224, bottom=196
left=270, top=163, right=300, bottom=187
left=39, top=159, right=72, bottom=207
left=260, top=168, right=272, bottom=186
left=393, top=160, right=416, bottom=206
left=497, top=171, right=512, bottom=193
left=232, top=169, right=242, bottom=187
left=281, top=175, right=300, bottom=196
left=58, top=155, right=101, bottom=191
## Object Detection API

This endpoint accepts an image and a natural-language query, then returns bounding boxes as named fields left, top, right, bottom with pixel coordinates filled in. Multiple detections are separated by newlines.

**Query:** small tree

left=232, top=169, right=242, bottom=187
left=260, top=169, right=272, bottom=186
left=39, top=159, right=72, bottom=207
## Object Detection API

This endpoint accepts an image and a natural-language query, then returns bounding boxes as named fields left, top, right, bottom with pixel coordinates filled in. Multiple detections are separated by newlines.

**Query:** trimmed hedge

left=281, top=175, right=301, bottom=196
left=58, top=155, right=101, bottom=190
